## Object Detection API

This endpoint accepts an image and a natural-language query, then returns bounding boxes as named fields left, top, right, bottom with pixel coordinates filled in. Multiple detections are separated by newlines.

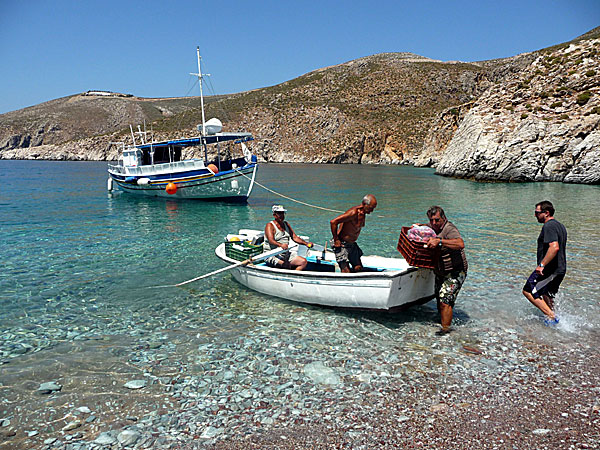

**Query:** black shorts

left=333, top=242, right=363, bottom=268
left=523, top=271, right=565, bottom=299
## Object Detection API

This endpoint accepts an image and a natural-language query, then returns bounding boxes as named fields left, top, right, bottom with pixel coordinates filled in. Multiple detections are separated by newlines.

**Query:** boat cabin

left=122, top=145, right=184, bottom=168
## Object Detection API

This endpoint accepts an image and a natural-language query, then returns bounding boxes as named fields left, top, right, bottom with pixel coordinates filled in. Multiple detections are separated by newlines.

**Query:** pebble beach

left=2, top=307, right=599, bottom=449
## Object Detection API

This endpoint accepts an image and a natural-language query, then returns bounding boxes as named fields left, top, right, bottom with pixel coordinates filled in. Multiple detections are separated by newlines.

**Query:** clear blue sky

left=0, top=0, right=598, bottom=114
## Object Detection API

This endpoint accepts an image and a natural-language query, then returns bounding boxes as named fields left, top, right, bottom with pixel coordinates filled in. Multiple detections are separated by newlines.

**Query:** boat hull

left=215, top=243, right=436, bottom=310
left=109, top=164, right=257, bottom=200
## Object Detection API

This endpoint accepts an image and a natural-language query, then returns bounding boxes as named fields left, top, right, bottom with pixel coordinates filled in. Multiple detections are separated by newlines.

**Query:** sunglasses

left=534, top=210, right=545, bottom=215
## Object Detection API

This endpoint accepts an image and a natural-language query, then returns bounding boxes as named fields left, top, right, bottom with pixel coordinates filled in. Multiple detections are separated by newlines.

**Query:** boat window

left=172, top=146, right=182, bottom=162
left=141, top=150, right=152, bottom=166
left=149, top=146, right=183, bottom=165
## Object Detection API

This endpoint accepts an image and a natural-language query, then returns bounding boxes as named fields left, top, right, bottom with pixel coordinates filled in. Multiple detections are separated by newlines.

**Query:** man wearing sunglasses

left=522, top=200, right=567, bottom=326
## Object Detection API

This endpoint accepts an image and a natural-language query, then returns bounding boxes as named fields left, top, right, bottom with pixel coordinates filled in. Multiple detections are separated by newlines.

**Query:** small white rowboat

left=215, top=231, right=436, bottom=311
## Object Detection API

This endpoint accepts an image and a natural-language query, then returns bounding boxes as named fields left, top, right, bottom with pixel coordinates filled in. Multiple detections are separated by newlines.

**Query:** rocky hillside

left=0, top=53, right=509, bottom=163
left=1, top=27, right=599, bottom=184
left=432, top=30, right=600, bottom=183
left=0, top=91, right=210, bottom=158
left=204, top=53, right=500, bottom=164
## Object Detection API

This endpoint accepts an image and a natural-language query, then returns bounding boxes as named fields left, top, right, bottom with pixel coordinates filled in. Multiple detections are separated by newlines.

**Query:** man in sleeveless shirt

left=264, top=205, right=313, bottom=270
left=522, top=200, right=567, bottom=326
left=330, top=194, right=377, bottom=273
left=424, top=206, right=468, bottom=335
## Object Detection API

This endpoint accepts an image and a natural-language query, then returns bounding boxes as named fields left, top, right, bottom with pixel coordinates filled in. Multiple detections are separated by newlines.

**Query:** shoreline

left=2, top=326, right=599, bottom=449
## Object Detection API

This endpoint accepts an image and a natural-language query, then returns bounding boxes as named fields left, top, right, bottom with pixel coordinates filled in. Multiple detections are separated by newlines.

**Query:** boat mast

left=196, top=47, right=207, bottom=136
left=191, top=46, right=210, bottom=161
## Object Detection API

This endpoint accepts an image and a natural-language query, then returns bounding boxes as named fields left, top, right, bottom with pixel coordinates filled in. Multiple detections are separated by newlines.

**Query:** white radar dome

left=198, top=118, right=222, bottom=135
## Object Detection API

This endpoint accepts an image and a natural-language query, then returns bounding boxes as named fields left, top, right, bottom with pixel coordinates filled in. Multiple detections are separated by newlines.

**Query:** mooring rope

left=235, top=167, right=532, bottom=237
left=235, top=168, right=389, bottom=217
left=249, top=177, right=344, bottom=214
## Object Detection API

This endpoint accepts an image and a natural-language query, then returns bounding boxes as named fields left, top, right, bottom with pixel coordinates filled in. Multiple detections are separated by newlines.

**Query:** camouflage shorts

left=435, top=271, right=467, bottom=308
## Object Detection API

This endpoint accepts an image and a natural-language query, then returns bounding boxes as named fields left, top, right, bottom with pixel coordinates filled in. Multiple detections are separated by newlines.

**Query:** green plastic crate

left=225, top=241, right=263, bottom=261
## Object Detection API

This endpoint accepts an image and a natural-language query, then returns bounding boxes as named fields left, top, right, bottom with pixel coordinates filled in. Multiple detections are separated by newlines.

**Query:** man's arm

left=536, top=241, right=559, bottom=274
left=330, top=209, right=355, bottom=246
left=288, top=222, right=312, bottom=247
left=426, top=224, right=464, bottom=249
left=426, top=237, right=464, bottom=250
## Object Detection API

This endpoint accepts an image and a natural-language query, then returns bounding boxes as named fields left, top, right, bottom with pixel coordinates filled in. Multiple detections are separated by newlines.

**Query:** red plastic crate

left=397, top=226, right=439, bottom=269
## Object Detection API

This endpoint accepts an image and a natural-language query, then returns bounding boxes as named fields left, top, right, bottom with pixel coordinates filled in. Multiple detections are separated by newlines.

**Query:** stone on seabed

left=304, top=361, right=341, bottom=385
left=123, top=379, right=146, bottom=389
left=117, top=429, right=141, bottom=446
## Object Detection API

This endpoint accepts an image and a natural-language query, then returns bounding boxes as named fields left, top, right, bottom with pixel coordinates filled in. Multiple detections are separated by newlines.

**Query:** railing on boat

left=107, top=160, right=207, bottom=176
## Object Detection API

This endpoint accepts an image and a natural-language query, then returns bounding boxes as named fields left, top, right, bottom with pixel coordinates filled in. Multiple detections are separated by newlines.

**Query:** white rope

left=250, top=177, right=345, bottom=213
left=235, top=168, right=388, bottom=217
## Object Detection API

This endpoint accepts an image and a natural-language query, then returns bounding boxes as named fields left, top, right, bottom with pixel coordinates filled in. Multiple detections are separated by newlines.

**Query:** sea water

left=2, top=160, right=599, bottom=348
left=1, top=160, right=599, bottom=442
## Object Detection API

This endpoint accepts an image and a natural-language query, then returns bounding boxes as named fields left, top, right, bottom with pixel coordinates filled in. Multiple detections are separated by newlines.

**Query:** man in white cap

left=264, top=205, right=313, bottom=270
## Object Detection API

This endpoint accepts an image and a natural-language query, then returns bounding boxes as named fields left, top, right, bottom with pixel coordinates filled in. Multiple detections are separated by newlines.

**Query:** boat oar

left=175, top=259, right=250, bottom=286
left=149, top=244, right=299, bottom=289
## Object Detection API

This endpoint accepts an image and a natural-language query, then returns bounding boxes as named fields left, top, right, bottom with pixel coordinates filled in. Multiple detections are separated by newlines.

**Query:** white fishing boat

left=107, top=48, right=258, bottom=201
left=214, top=230, right=436, bottom=311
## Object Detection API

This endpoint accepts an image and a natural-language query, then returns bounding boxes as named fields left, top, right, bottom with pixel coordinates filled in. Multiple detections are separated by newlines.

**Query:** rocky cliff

left=432, top=33, right=600, bottom=183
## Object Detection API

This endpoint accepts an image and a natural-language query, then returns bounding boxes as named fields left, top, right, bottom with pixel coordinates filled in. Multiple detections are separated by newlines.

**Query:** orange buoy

left=165, top=182, right=177, bottom=195
left=207, top=164, right=219, bottom=174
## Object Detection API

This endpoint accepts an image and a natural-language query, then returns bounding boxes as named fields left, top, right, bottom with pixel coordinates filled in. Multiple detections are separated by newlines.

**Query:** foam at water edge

left=551, top=293, right=593, bottom=333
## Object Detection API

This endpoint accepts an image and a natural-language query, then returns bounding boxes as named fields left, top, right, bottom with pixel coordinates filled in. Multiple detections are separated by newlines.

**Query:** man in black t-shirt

left=522, top=200, right=567, bottom=325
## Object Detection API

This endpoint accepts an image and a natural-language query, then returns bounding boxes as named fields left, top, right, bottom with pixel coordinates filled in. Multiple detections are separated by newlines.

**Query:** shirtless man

left=330, top=194, right=377, bottom=273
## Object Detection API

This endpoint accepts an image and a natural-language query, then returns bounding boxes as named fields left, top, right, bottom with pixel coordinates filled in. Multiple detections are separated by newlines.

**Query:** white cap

left=272, top=205, right=287, bottom=213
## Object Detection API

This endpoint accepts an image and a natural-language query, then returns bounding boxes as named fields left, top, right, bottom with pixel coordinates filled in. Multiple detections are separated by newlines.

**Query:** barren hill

left=0, top=53, right=512, bottom=163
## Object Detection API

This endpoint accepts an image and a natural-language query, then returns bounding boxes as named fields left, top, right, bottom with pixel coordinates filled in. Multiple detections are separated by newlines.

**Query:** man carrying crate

left=424, top=206, right=468, bottom=335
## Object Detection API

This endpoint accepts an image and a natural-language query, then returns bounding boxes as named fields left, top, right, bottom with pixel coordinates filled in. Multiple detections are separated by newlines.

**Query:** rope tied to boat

left=235, top=168, right=387, bottom=218
left=235, top=167, right=531, bottom=238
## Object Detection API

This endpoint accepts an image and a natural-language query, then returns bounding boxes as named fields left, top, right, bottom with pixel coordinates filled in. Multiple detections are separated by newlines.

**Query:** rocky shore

left=2, top=319, right=599, bottom=450
left=433, top=38, right=600, bottom=183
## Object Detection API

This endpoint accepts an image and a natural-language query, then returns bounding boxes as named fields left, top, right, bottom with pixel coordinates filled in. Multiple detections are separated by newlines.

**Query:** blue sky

left=0, top=0, right=598, bottom=114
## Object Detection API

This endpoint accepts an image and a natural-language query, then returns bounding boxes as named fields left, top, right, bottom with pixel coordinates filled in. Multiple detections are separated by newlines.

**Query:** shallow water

left=1, top=161, right=598, bottom=344
left=1, top=160, right=599, bottom=446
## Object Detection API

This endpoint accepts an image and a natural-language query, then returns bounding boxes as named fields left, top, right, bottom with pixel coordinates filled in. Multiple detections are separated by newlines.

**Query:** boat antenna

left=130, top=124, right=136, bottom=146
left=191, top=46, right=210, bottom=136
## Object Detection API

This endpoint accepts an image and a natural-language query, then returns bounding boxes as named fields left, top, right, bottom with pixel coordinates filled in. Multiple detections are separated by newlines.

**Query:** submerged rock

left=123, top=379, right=146, bottom=389
left=38, top=381, right=62, bottom=394
left=304, top=362, right=341, bottom=385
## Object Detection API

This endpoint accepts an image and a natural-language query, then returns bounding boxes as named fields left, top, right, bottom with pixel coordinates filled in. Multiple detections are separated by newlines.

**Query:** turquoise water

left=1, top=160, right=600, bottom=357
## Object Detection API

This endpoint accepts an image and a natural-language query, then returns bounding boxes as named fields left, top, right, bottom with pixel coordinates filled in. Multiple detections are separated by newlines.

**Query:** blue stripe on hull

left=111, top=165, right=257, bottom=200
